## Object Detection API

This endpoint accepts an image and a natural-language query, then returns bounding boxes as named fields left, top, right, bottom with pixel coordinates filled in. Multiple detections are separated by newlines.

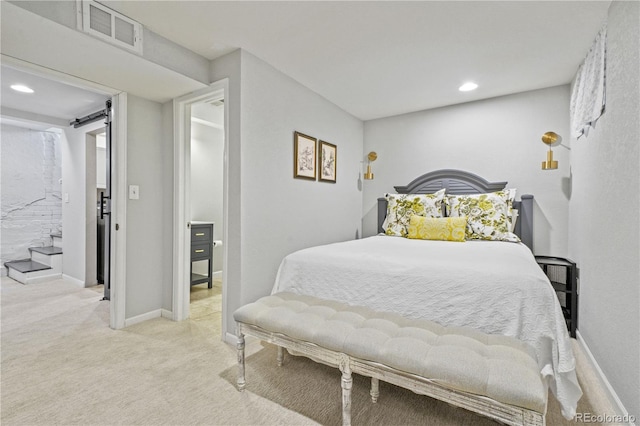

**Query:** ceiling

left=1, top=64, right=109, bottom=127
left=1, top=1, right=610, bottom=125
left=103, top=0, right=610, bottom=120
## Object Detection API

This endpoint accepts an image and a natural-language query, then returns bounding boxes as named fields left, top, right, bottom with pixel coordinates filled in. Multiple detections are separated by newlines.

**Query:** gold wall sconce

left=364, top=151, right=377, bottom=180
left=541, top=131, right=559, bottom=170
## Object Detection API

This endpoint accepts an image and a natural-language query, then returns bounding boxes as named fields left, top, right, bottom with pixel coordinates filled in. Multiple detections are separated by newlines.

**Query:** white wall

left=568, top=1, right=639, bottom=419
left=363, top=85, right=571, bottom=256
left=1, top=124, right=62, bottom=273
left=210, top=50, right=364, bottom=336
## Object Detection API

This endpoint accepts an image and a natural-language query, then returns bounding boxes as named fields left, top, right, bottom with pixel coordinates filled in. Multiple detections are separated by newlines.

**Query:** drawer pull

left=195, top=249, right=205, bottom=253
left=195, top=233, right=205, bottom=236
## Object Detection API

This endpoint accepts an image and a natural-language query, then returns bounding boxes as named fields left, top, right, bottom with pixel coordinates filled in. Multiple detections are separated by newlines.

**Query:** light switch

left=129, top=185, right=139, bottom=200
left=64, top=193, right=69, bottom=203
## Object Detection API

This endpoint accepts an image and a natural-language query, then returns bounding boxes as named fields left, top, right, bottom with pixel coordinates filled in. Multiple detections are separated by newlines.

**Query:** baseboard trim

left=576, top=330, right=636, bottom=425
left=124, top=309, right=162, bottom=327
left=62, top=274, right=85, bottom=287
left=224, top=332, right=237, bottom=345
left=213, top=270, right=223, bottom=280
left=26, top=272, right=62, bottom=284
left=161, top=309, right=172, bottom=319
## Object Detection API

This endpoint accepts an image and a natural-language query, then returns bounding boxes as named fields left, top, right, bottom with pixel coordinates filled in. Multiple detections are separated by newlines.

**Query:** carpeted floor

left=1, top=276, right=615, bottom=425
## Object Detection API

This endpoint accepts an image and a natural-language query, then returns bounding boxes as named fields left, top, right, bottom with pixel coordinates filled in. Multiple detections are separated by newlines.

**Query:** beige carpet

left=1, top=276, right=616, bottom=425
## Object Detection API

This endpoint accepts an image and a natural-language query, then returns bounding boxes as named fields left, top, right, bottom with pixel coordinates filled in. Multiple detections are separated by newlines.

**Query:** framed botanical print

left=318, top=140, right=337, bottom=183
left=293, top=131, right=317, bottom=180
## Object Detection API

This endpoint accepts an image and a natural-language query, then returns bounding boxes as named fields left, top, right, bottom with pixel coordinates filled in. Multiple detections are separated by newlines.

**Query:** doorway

left=173, top=81, right=229, bottom=340
left=62, top=93, right=126, bottom=329
left=72, top=101, right=112, bottom=302
left=188, top=100, right=224, bottom=328
left=1, top=59, right=128, bottom=328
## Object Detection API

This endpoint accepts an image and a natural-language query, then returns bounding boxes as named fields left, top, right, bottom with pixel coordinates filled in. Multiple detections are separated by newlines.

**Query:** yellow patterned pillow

left=382, top=189, right=446, bottom=237
left=445, top=189, right=520, bottom=242
left=407, top=215, right=468, bottom=242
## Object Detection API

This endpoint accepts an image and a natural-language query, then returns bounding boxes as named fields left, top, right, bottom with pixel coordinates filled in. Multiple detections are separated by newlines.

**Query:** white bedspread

left=272, top=235, right=582, bottom=419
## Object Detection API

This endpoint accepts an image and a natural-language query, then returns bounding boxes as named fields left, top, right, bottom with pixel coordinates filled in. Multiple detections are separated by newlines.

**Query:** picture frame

left=318, top=140, right=337, bottom=183
left=293, top=131, right=317, bottom=180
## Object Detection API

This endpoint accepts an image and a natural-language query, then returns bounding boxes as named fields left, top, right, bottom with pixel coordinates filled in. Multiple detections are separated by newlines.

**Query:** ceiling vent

left=77, top=1, right=143, bottom=54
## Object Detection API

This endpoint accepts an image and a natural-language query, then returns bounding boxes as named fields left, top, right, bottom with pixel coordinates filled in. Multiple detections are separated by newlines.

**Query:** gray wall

left=210, top=50, right=364, bottom=336
left=1, top=125, right=62, bottom=274
left=125, top=95, right=169, bottom=318
left=362, top=85, right=571, bottom=256
left=568, top=0, right=640, bottom=419
left=240, top=50, right=364, bottom=301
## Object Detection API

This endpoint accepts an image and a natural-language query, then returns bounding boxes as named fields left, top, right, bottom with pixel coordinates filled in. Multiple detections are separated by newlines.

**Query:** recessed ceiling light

left=459, top=82, right=478, bottom=92
left=10, top=84, right=34, bottom=94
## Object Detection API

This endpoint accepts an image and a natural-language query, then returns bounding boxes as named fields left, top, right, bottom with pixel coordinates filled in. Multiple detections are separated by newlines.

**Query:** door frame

left=110, top=92, right=127, bottom=329
left=173, top=79, right=229, bottom=339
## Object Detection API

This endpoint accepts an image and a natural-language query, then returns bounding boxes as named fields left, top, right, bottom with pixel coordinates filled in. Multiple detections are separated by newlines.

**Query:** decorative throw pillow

left=407, top=215, right=468, bottom=242
left=382, top=189, right=445, bottom=237
left=445, top=189, right=520, bottom=242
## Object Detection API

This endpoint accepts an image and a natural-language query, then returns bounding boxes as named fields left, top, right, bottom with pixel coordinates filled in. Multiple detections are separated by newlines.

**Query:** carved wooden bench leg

left=237, top=332, right=246, bottom=391
left=339, top=355, right=353, bottom=426
left=370, top=377, right=379, bottom=403
left=277, top=346, right=284, bottom=366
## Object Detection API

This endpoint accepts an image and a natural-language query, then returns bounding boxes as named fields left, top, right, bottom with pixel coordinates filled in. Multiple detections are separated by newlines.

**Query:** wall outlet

left=129, top=185, right=139, bottom=200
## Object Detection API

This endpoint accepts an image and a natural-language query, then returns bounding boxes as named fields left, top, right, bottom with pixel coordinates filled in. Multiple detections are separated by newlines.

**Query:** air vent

left=78, top=1, right=143, bottom=54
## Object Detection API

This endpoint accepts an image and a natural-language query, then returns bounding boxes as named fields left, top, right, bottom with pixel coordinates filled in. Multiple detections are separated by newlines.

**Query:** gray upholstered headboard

left=377, top=169, right=534, bottom=251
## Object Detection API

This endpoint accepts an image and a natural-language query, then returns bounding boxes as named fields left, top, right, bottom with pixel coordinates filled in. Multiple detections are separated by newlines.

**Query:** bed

left=272, top=169, right=582, bottom=420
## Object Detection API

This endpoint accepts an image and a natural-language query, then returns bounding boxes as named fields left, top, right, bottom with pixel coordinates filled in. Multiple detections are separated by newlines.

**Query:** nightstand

left=190, top=222, right=214, bottom=288
left=535, top=255, right=578, bottom=338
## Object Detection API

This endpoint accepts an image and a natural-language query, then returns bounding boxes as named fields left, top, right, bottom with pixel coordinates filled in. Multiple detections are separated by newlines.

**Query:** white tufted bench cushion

left=234, top=292, right=547, bottom=425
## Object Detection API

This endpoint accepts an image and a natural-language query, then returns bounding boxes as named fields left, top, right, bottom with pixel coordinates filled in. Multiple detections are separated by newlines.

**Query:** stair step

left=4, top=259, right=52, bottom=273
left=29, top=246, right=63, bottom=256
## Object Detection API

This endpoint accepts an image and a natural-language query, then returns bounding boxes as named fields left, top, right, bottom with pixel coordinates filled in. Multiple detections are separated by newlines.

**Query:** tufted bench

left=234, top=292, right=547, bottom=426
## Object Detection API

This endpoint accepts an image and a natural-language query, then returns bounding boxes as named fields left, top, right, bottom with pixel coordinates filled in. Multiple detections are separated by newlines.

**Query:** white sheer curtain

left=570, top=24, right=607, bottom=138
